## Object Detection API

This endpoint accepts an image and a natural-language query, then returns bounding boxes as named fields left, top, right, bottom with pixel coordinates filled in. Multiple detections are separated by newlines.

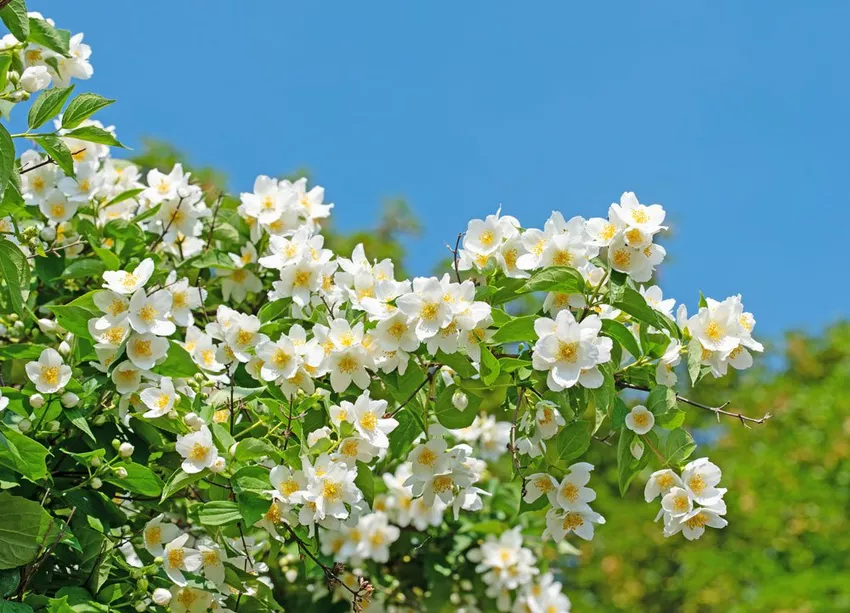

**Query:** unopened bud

left=36, top=318, right=57, bottom=333
left=210, top=456, right=226, bottom=473
left=134, top=602, right=146, bottom=612
left=47, top=420, right=60, bottom=432
left=91, top=456, right=102, bottom=467
left=60, top=392, right=79, bottom=408
left=18, top=418, right=32, bottom=432
left=40, top=226, right=56, bottom=241
left=30, top=393, right=45, bottom=409
left=119, top=442, right=135, bottom=458
left=111, top=438, right=121, bottom=450
left=184, top=412, right=203, bottom=430
left=93, top=415, right=107, bottom=426
left=113, top=466, right=128, bottom=479
left=152, top=588, right=171, bottom=606
left=452, top=390, right=469, bottom=411
left=630, top=439, right=645, bottom=460
left=90, top=477, right=102, bottom=490
left=58, top=341, right=71, bottom=356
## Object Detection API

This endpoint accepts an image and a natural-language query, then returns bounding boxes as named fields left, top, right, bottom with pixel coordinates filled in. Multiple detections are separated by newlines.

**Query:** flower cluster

left=645, top=458, right=729, bottom=540
left=0, top=9, right=769, bottom=612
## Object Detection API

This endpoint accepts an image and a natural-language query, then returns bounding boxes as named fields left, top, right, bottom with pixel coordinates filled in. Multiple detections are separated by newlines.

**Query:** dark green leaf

left=0, top=0, right=29, bottom=42
left=0, top=124, right=14, bottom=203
left=0, top=492, right=55, bottom=570
left=198, top=501, right=241, bottom=527
left=600, top=319, right=641, bottom=359
left=0, top=239, right=30, bottom=318
left=434, top=384, right=480, bottom=429
left=27, top=85, right=74, bottom=130
left=27, top=18, right=71, bottom=57
left=44, top=304, right=94, bottom=339
left=61, top=93, right=115, bottom=130
left=34, top=134, right=74, bottom=177
left=355, top=462, right=374, bottom=508
left=544, top=420, right=591, bottom=469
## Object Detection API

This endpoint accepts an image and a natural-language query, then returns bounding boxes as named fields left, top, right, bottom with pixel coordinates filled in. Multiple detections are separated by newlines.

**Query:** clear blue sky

left=29, top=1, right=850, bottom=338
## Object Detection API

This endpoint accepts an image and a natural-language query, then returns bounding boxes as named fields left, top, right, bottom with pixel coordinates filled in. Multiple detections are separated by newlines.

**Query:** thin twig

left=204, top=192, right=224, bottom=252
left=446, top=232, right=464, bottom=283
left=388, top=367, right=436, bottom=417
left=507, top=388, right=527, bottom=497
left=618, top=382, right=772, bottom=426
left=237, top=522, right=254, bottom=572
left=20, top=149, right=87, bottom=174
left=150, top=196, right=185, bottom=249
left=283, top=524, right=361, bottom=597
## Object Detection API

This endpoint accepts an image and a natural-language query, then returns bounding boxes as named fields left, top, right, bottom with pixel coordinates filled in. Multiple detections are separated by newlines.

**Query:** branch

left=20, top=149, right=87, bottom=174
left=445, top=232, right=464, bottom=283
left=388, top=366, right=436, bottom=417
left=618, top=382, right=772, bottom=427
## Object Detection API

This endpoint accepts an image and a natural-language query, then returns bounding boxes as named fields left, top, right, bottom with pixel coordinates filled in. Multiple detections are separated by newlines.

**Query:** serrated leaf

left=160, top=468, right=206, bottom=502
left=0, top=239, right=30, bottom=318
left=198, top=501, right=241, bottom=527
left=490, top=315, right=538, bottom=344
left=34, top=134, right=74, bottom=177
left=63, top=125, right=124, bottom=148
left=0, top=124, right=14, bottom=203
left=28, top=18, right=71, bottom=57
left=0, top=0, right=29, bottom=42
left=27, top=85, right=74, bottom=130
left=0, top=492, right=55, bottom=570
left=665, top=428, right=696, bottom=466
left=44, top=304, right=94, bottom=339
left=544, top=420, right=591, bottom=470
left=61, top=93, right=115, bottom=130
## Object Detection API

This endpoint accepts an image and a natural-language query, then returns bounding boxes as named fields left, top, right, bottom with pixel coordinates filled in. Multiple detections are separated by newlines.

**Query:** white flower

left=531, top=310, right=612, bottom=391
left=356, top=511, right=400, bottom=563
left=169, top=586, right=213, bottom=613
left=140, top=377, right=176, bottom=418
left=347, top=390, right=397, bottom=449
left=534, top=401, right=565, bottom=440
left=125, top=333, right=169, bottom=370
left=374, top=311, right=419, bottom=352
left=165, top=274, right=206, bottom=327
left=396, top=277, right=453, bottom=341
left=20, top=65, right=51, bottom=92
left=60, top=391, right=79, bottom=408
left=103, top=258, right=154, bottom=295
left=624, top=405, right=655, bottom=435
left=39, top=190, right=78, bottom=224
left=299, top=454, right=362, bottom=522
left=644, top=469, right=683, bottom=502
left=25, top=348, right=72, bottom=393
left=198, top=542, right=227, bottom=586
left=661, top=486, right=694, bottom=518
left=656, top=340, right=681, bottom=386
left=663, top=500, right=728, bottom=540
left=639, top=285, right=676, bottom=319
left=554, top=462, right=597, bottom=510
left=175, top=425, right=219, bottom=474
left=144, top=164, right=189, bottom=205
left=151, top=588, right=172, bottom=606
left=255, top=336, right=300, bottom=382
left=93, top=290, right=130, bottom=322
left=681, top=457, right=726, bottom=505
left=523, top=473, right=558, bottom=505
left=118, top=442, right=134, bottom=458
left=334, top=437, right=379, bottom=466
left=162, top=533, right=202, bottom=585
left=128, top=289, right=175, bottom=336
left=218, top=266, right=263, bottom=303
left=143, top=514, right=179, bottom=556
left=0, top=390, right=8, bottom=412
left=109, top=361, right=142, bottom=395
left=268, top=464, right=307, bottom=505
left=544, top=505, right=605, bottom=541
left=407, top=438, right=449, bottom=481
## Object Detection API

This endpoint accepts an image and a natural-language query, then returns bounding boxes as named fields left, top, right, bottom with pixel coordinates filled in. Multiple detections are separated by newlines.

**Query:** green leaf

left=434, top=349, right=476, bottom=378
left=0, top=600, right=35, bottom=612
left=27, top=18, right=71, bottom=57
left=61, top=93, right=115, bottom=130
left=0, top=426, right=48, bottom=481
left=160, top=468, right=206, bottom=502
left=64, top=407, right=96, bottom=442
left=104, top=188, right=143, bottom=208
left=388, top=410, right=423, bottom=459
left=433, top=384, right=480, bottom=429
left=355, top=462, right=374, bottom=508
left=0, top=344, right=47, bottom=359
left=0, top=0, right=29, bottom=42
left=0, top=56, right=10, bottom=93
left=479, top=346, right=501, bottom=386
left=646, top=385, right=677, bottom=415
left=63, top=126, right=124, bottom=148
left=0, top=568, right=20, bottom=598
left=614, top=287, right=679, bottom=338
left=33, top=135, right=74, bottom=177
left=0, top=124, right=14, bottom=203
left=236, top=491, right=269, bottom=527
left=104, top=462, right=163, bottom=497
left=27, top=85, right=74, bottom=130
left=0, top=239, right=30, bottom=318
left=90, top=246, right=120, bottom=271
left=151, top=341, right=198, bottom=378
left=232, top=466, right=271, bottom=493
left=258, top=299, right=288, bottom=324
left=687, top=338, right=703, bottom=386
left=544, top=420, right=591, bottom=470
left=611, top=397, right=629, bottom=429
left=234, top=438, right=278, bottom=463
left=44, top=304, right=94, bottom=339
left=198, top=501, right=242, bottom=527
left=60, top=257, right=105, bottom=280
left=600, top=319, right=641, bottom=359
left=0, top=492, right=55, bottom=570
left=665, top=428, right=696, bottom=466
left=490, top=315, right=538, bottom=344
left=520, top=266, right=586, bottom=295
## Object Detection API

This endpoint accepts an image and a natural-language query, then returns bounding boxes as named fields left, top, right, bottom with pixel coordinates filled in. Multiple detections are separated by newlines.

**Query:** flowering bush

left=0, top=4, right=772, bottom=613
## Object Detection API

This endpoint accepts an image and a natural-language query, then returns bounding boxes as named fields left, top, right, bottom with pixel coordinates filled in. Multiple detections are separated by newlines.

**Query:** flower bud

left=58, top=341, right=71, bottom=356
left=285, top=568, right=298, bottom=583
left=184, top=412, right=203, bottom=430
left=93, top=415, right=107, bottom=426
left=47, top=420, right=60, bottom=432
left=36, top=318, right=57, bottom=333
left=19, top=66, right=51, bottom=93
left=90, top=477, right=102, bottom=490
left=630, top=438, right=645, bottom=460
left=60, top=392, right=79, bottom=408
left=134, top=602, right=146, bottom=612
left=452, top=390, right=469, bottom=411
left=113, top=466, right=128, bottom=479
left=210, top=456, right=226, bottom=473
left=136, top=577, right=147, bottom=591
left=30, top=393, right=45, bottom=409
left=91, top=456, right=102, bottom=467
left=18, top=418, right=32, bottom=433
left=152, top=588, right=172, bottom=606
left=228, top=443, right=238, bottom=457
left=118, top=442, right=135, bottom=458
left=40, top=226, right=56, bottom=242
left=111, top=439, right=121, bottom=450
left=167, top=409, right=178, bottom=420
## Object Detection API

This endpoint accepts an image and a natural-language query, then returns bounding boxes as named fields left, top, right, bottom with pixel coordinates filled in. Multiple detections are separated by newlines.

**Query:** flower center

left=557, top=341, right=579, bottom=363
